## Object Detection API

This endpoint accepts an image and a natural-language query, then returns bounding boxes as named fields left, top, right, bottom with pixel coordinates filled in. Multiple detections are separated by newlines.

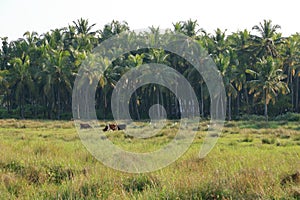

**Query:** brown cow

left=103, top=124, right=126, bottom=132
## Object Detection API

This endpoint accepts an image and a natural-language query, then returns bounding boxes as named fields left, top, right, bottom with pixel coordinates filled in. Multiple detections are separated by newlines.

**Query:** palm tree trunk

left=160, top=89, right=164, bottom=116
left=57, top=90, right=61, bottom=120
left=20, top=92, right=24, bottom=119
left=200, top=83, right=204, bottom=117
left=228, top=95, right=231, bottom=121
left=296, top=75, right=299, bottom=112
left=264, top=103, right=268, bottom=121
left=244, top=88, right=249, bottom=114
left=168, top=91, right=172, bottom=118
left=175, top=83, right=179, bottom=118
left=104, top=90, right=107, bottom=119
left=157, top=88, right=160, bottom=117
left=236, top=92, right=240, bottom=116
left=134, top=91, right=140, bottom=120
left=264, top=90, right=268, bottom=121
left=290, top=73, right=294, bottom=112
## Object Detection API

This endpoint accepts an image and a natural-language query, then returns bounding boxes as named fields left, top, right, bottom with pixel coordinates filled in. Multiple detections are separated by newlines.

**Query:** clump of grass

left=46, top=165, right=74, bottom=184
left=228, top=141, right=238, bottom=146
left=2, top=174, right=22, bottom=198
left=24, top=166, right=48, bottom=185
left=79, top=182, right=101, bottom=198
left=42, top=182, right=106, bottom=200
left=293, top=136, right=300, bottom=141
left=200, top=186, right=233, bottom=200
left=122, top=175, right=160, bottom=192
left=3, top=161, right=25, bottom=175
left=279, top=134, right=291, bottom=139
left=34, top=145, right=48, bottom=156
left=240, top=136, right=253, bottom=143
left=292, top=187, right=300, bottom=199
left=157, top=186, right=233, bottom=200
left=262, top=138, right=276, bottom=144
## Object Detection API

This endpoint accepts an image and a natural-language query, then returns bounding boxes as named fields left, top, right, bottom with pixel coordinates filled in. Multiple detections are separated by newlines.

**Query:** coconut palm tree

left=43, top=47, right=72, bottom=119
left=251, top=20, right=285, bottom=58
left=99, top=20, right=129, bottom=41
left=246, top=57, right=289, bottom=120
left=281, top=34, right=300, bottom=112
left=9, top=53, right=34, bottom=118
left=0, top=69, right=9, bottom=111
left=227, top=30, right=254, bottom=115
left=173, top=19, right=201, bottom=38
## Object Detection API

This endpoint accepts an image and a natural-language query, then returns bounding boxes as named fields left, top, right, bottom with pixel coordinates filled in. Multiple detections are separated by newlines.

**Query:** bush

left=237, top=114, right=266, bottom=121
left=274, top=112, right=300, bottom=121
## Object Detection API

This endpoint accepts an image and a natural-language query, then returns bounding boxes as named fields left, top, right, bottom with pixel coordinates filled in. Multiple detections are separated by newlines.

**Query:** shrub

left=274, top=112, right=300, bottom=121
left=237, top=114, right=266, bottom=121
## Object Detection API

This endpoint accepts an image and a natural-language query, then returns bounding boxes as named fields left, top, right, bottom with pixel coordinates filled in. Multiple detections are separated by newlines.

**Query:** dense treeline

left=0, top=18, right=299, bottom=120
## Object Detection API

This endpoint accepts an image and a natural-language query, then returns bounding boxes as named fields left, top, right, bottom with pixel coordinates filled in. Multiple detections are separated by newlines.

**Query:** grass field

left=0, top=119, right=300, bottom=199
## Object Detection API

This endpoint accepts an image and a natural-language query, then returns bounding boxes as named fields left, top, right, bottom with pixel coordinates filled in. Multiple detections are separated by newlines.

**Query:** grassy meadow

left=0, top=119, right=300, bottom=199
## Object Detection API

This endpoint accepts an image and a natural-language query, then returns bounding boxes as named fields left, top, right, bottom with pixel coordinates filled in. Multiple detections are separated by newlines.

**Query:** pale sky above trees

left=0, top=0, right=299, bottom=41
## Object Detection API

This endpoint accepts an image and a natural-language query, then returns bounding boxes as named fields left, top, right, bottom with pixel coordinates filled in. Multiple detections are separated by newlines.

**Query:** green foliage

left=274, top=112, right=300, bottom=121
left=1, top=18, right=300, bottom=120
left=237, top=114, right=266, bottom=121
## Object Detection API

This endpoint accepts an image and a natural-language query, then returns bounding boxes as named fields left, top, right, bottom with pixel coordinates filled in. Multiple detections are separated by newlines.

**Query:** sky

left=0, top=0, right=299, bottom=42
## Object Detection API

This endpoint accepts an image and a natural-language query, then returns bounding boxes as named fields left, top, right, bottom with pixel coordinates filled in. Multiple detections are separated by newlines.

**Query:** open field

left=0, top=119, right=300, bottom=199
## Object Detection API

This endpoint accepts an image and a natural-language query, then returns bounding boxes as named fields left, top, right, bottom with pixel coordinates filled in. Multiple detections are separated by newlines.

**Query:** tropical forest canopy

left=0, top=18, right=299, bottom=120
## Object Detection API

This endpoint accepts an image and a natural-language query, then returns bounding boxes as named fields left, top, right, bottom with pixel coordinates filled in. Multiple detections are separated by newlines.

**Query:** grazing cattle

left=103, top=124, right=126, bottom=131
left=80, top=123, right=92, bottom=129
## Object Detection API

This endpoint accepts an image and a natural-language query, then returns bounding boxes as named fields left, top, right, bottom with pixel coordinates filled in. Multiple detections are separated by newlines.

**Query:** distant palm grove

left=0, top=18, right=299, bottom=120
